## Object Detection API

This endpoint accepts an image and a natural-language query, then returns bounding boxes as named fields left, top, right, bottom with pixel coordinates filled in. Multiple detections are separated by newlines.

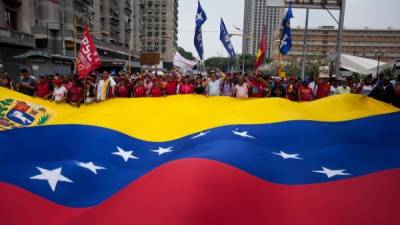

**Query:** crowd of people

left=1, top=68, right=400, bottom=107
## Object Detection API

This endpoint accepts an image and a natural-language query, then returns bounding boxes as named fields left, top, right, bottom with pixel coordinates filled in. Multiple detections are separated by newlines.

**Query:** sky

left=177, top=0, right=400, bottom=59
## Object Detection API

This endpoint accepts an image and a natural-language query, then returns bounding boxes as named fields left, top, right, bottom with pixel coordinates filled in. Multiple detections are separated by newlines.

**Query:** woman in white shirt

left=234, top=76, right=252, bottom=99
left=51, top=79, right=68, bottom=103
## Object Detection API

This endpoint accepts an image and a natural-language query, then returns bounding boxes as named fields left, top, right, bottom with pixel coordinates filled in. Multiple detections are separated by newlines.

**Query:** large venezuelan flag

left=0, top=87, right=399, bottom=225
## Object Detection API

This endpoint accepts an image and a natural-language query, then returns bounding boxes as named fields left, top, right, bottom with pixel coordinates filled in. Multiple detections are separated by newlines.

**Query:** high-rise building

left=242, top=0, right=284, bottom=58
left=139, top=0, right=179, bottom=69
left=0, top=0, right=35, bottom=76
left=289, top=26, right=400, bottom=62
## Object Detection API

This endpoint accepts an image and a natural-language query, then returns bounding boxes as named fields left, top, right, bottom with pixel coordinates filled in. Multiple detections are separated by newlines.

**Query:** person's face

left=21, top=72, right=29, bottom=79
left=210, top=73, right=216, bottom=81
left=183, top=77, right=189, bottom=84
left=102, top=72, right=109, bottom=79
left=238, top=77, right=245, bottom=85
left=383, top=79, right=390, bottom=86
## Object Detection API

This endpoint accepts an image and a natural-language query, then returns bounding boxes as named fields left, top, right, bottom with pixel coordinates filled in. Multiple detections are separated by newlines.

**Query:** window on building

left=5, top=9, right=18, bottom=30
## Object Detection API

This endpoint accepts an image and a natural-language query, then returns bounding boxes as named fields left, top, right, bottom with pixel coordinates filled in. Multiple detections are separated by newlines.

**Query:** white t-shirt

left=361, top=85, right=373, bottom=96
left=53, top=86, right=67, bottom=102
left=207, top=79, right=222, bottom=96
left=235, top=83, right=249, bottom=98
left=336, top=86, right=351, bottom=94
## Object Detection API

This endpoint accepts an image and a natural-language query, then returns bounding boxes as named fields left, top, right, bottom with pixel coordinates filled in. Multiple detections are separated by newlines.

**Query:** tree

left=176, top=46, right=195, bottom=60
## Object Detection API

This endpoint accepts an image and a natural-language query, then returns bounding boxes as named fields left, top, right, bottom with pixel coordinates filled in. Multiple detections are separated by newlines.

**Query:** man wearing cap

left=315, top=66, right=331, bottom=99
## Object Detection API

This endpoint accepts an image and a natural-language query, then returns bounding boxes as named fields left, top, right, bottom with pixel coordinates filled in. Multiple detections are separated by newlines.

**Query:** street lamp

left=374, top=49, right=386, bottom=78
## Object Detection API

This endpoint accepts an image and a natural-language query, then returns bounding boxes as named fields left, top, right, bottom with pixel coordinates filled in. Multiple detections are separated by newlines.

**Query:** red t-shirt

left=299, top=86, right=313, bottom=101
left=315, top=83, right=330, bottom=99
left=250, top=81, right=265, bottom=98
left=69, top=86, right=83, bottom=103
left=134, top=86, right=146, bottom=97
left=179, top=83, right=194, bottom=94
left=36, top=81, right=51, bottom=98
left=165, top=80, right=178, bottom=95
left=151, top=87, right=162, bottom=97
left=116, top=85, right=130, bottom=97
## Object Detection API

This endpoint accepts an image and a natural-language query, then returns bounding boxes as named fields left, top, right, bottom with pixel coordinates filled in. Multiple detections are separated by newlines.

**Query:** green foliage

left=0, top=99, right=13, bottom=117
left=36, top=114, right=51, bottom=126
left=177, top=46, right=195, bottom=60
left=204, top=54, right=256, bottom=72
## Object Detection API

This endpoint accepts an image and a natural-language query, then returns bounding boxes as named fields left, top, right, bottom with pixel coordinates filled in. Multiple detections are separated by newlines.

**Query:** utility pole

left=60, top=0, right=66, bottom=56
left=334, top=0, right=347, bottom=77
left=73, top=16, right=77, bottom=59
left=301, top=8, right=309, bottom=80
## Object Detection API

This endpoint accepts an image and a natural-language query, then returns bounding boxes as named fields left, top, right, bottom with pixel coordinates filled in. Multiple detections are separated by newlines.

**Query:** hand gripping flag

left=76, top=26, right=101, bottom=79
left=280, top=4, right=294, bottom=55
left=1, top=87, right=400, bottom=225
left=194, top=1, right=207, bottom=60
left=254, top=26, right=267, bottom=70
left=220, top=18, right=236, bottom=59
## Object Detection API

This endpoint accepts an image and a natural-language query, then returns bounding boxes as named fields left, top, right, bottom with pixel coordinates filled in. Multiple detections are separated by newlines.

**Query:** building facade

left=242, top=0, right=284, bottom=58
left=138, top=0, right=178, bottom=69
left=0, top=0, right=35, bottom=77
left=290, top=26, right=400, bottom=63
left=0, top=0, right=170, bottom=77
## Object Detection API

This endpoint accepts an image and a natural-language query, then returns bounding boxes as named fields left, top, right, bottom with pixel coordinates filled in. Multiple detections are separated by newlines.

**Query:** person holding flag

left=194, top=1, right=207, bottom=61
left=280, top=4, right=294, bottom=55
left=219, top=18, right=236, bottom=59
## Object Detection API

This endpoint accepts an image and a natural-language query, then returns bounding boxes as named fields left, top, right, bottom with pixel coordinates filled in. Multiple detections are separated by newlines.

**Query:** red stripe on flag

left=1, top=159, right=399, bottom=225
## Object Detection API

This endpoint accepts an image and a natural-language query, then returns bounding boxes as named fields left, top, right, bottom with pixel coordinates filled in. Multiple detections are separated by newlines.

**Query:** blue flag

left=220, top=18, right=236, bottom=59
left=280, top=4, right=294, bottom=55
left=194, top=1, right=207, bottom=60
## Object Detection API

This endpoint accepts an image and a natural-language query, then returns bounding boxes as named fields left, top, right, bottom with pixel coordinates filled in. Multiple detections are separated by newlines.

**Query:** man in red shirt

left=133, top=79, right=146, bottom=97
left=315, top=67, right=331, bottom=99
left=164, top=70, right=182, bottom=95
left=298, top=81, right=313, bottom=101
left=69, top=79, right=83, bottom=107
left=35, top=76, right=52, bottom=99
left=250, top=75, right=269, bottom=98
left=178, top=76, right=194, bottom=94
left=150, top=79, right=163, bottom=97
left=116, top=79, right=131, bottom=97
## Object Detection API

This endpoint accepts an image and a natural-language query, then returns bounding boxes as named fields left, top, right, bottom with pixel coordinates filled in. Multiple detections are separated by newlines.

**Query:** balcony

left=0, top=27, right=35, bottom=48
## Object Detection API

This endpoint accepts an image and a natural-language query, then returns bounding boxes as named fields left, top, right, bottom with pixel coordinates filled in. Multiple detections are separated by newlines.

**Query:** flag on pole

left=219, top=18, right=236, bottom=59
left=76, top=26, right=101, bottom=79
left=194, top=1, right=207, bottom=60
left=280, top=4, right=294, bottom=55
left=254, top=26, right=267, bottom=70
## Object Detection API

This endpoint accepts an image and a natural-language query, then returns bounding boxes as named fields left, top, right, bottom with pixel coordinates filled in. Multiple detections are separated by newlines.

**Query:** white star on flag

left=313, top=167, right=351, bottom=178
left=272, top=151, right=302, bottom=160
left=196, top=12, right=203, bottom=21
left=150, top=147, right=173, bottom=156
left=30, top=167, right=73, bottom=192
left=232, top=130, right=255, bottom=139
left=76, top=161, right=106, bottom=175
left=191, top=131, right=210, bottom=139
left=112, top=146, right=139, bottom=162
